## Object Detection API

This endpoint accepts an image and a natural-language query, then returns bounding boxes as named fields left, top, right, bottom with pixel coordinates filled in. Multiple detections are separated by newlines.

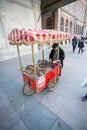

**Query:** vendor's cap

left=52, top=43, right=58, bottom=48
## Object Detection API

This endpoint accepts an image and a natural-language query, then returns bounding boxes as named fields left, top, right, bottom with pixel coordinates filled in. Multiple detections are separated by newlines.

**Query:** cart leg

left=56, top=75, right=59, bottom=82
left=23, top=80, right=35, bottom=96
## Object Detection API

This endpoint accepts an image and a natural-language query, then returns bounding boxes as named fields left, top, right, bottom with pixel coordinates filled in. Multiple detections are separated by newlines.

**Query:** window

left=70, top=21, right=72, bottom=34
left=60, top=17, right=64, bottom=31
left=78, top=25, right=80, bottom=34
left=74, top=24, right=76, bottom=34
left=65, top=19, right=68, bottom=32
left=76, top=25, right=78, bottom=34
left=80, top=26, right=82, bottom=35
left=46, top=18, right=53, bottom=29
left=81, top=26, right=83, bottom=35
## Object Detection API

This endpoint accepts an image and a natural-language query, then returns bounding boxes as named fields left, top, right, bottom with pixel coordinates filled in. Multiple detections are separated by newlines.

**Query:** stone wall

left=0, top=0, right=41, bottom=61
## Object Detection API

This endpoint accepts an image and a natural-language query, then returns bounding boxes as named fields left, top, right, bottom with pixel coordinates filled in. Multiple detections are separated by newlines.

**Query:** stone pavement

left=0, top=44, right=87, bottom=130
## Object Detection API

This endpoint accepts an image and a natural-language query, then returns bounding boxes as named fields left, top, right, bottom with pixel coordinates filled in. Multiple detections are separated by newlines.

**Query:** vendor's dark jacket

left=49, top=47, right=65, bottom=61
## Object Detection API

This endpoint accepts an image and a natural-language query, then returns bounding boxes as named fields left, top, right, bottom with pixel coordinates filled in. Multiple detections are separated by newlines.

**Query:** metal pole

left=31, top=44, right=36, bottom=76
left=42, top=50, right=44, bottom=61
left=16, top=45, right=22, bottom=70
left=31, top=44, right=35, bottom=65
left=57, top=42, right=59, bottom=60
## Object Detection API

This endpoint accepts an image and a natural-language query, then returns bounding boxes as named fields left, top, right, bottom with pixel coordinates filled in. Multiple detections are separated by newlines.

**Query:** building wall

left=42, top=0, right=86, bottom=41
left=57, top=8, right=74, bottom=33
left=59, top=8, right=83, bottom=38
left=0, top=0, right=41, bottom=61
left=62, top=0, right=86, bottom=38
left=63, top=0, right=86, bottom=22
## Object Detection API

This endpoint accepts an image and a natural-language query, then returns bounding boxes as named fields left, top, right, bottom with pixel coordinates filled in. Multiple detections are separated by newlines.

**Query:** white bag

left=81, top=76, right=87, bottom=87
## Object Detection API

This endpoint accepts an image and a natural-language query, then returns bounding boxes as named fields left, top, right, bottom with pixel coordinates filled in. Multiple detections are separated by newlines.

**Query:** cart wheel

left=56, top=75, right=59, bottom=82
left=48, top=79, right=56, bottom=91
left=23, top=80, right=35, bottom=96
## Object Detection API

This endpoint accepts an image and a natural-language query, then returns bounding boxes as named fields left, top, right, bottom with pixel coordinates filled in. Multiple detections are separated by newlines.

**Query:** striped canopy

left=8, top=28, right=70, bottom=45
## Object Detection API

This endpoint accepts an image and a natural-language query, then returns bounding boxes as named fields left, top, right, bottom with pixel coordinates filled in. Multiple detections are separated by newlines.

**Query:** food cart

left=8, top=28, right=70, bottom=96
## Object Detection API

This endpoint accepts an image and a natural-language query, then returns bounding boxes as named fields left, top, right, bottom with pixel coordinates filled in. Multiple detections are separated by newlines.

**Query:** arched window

left=78, top=25, right=80, bottom=34
left=60, top=17, right=64, bottom=31
left=46, top=18, right=53, bottom=29
left=74, top=24, right=76, bottom=34
left=65, top=19, right=68, bottom=32
left=79, top=26, right=82, bottom=35
left=76, top=25, right=78, bottom=34
left=70, top=21, right=72, bottom=34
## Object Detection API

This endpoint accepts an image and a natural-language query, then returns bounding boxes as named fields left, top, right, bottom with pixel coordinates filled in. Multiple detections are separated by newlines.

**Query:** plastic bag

left=81, top=76, right=87, bottom=87
left=82, top=47, right=84, bottom=53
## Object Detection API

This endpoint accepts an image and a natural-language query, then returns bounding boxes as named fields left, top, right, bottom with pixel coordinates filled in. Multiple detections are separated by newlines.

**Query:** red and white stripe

left=8, top=28, right=71, bottom=45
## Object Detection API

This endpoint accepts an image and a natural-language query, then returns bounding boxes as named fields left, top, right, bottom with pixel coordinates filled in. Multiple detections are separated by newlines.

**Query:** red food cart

left=8, top=28, right=70, bottom=96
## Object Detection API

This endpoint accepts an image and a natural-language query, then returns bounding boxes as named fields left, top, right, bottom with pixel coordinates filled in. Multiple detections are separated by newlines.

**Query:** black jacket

left=49, top=47, right=65, bottom=61
left=72, top=37, right=77, bottom=46
left=78, top=40, right=84, bottom=48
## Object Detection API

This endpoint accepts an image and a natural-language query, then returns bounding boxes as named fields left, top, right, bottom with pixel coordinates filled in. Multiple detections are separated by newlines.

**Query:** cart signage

left=37, top=75, right=46, bottom=92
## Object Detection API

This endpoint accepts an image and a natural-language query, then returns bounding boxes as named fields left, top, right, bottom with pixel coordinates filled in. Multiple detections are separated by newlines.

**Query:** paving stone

left=11, top=95, right=39, bottom=118
left=0, top=88, right=10, bottom=110
left=11, top=120, right=29, bottom=130
left=41, top=92, right=66, bottom=114
left=0, top=102, right=20, bottom=130
left=0, top=72, right=11, bottom=84
left=33, top=87, right=49, bottom=100
left=50, top=118, right=73, bottom=130
left=57, top=100, right=87, bottom=130
left=23, top=102, right=57, bottom=130
left=1, top=80, right=22, bottom=101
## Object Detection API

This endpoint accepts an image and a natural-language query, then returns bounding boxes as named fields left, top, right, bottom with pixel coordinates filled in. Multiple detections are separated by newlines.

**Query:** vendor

left=49, top=43, right=65, bottom=67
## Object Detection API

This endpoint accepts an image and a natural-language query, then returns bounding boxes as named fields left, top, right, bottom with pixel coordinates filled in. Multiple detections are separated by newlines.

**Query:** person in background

left=72, top=36, right=77, bottom=53
left=49, top=43, right=65, bottom=67
left=78, top=37, right=84, bottom=53
left=82, top=94, right=87, bottom=101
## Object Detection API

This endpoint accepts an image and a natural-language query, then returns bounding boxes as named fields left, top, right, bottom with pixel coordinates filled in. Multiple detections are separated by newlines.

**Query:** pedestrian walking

left=78, top=37, right=84, bottom=53
left=82, top=94, right=87, bottom=100
left=72, top=36, right=77, bottom=53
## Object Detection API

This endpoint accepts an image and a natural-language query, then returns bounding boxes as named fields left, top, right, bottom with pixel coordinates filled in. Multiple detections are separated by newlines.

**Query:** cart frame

left=8, top=28, right=70, bottom=96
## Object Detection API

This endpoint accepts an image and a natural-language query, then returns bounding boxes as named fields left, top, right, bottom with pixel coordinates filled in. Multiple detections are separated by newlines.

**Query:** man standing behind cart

left=49, top=43, right=65, bottom=67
